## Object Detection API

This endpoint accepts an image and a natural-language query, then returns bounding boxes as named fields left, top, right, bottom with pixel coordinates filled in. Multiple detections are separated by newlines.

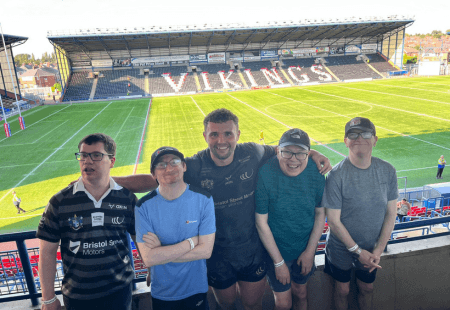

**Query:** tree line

left=406, top=30, right=450, bottom=39
left=14, top=52, right=57, bottom=66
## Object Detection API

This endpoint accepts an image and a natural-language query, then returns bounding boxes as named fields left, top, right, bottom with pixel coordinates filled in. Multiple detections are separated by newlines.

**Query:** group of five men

left=37, top=108, right=398, bottom=310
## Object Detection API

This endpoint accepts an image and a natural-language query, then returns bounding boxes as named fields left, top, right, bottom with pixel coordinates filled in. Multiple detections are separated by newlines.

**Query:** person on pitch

left=12, top=190, right=26, bottom=214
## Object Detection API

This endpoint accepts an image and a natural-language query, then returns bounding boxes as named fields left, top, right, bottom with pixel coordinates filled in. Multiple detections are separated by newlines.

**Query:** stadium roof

left=47, top=15, right=414, bottom=61
left=0, top=34, right=28, bottom=52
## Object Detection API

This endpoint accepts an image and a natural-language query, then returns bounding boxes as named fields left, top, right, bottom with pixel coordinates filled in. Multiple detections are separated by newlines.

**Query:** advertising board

left=208, top=52, right=226, bottom=63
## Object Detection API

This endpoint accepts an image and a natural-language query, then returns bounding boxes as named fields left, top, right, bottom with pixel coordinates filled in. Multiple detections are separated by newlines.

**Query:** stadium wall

left=127, top=237, right=450, bottom=310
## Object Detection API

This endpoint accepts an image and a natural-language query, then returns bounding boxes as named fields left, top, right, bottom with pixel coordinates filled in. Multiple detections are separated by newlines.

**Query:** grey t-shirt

left=322, top=157, right=398, bottom=270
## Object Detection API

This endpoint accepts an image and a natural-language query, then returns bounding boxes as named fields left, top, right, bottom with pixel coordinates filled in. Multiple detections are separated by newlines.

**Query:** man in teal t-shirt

left=255, top=128, right=325, bottom=310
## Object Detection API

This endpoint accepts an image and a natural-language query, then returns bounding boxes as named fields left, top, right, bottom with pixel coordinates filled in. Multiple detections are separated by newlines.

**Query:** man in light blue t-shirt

left=135, top=147, right=216, bottom=310
left=256, top=128, right=326, bottom=310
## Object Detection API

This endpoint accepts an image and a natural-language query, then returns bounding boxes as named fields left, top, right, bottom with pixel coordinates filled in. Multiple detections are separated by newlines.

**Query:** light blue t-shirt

left=135, top=184, right=216, bottom=301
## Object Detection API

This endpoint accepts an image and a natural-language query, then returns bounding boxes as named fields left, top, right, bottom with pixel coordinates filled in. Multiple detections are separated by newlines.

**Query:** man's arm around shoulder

left=113, top=174, right=158, bottom=193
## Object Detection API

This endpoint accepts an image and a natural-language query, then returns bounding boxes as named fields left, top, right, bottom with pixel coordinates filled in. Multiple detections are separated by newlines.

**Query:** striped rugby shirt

left=36, top=178, right=137, bottom=300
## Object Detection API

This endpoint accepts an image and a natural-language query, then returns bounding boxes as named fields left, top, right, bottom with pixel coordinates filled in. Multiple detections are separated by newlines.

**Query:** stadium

left=0, top=14, right=450, bottom=309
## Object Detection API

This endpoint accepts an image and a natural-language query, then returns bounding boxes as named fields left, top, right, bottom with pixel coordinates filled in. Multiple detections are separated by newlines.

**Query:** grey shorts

left=266, top=258, right=316, bottom=292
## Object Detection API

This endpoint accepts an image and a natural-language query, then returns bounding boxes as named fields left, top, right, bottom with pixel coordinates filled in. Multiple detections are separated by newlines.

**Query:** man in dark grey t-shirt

left=322, top=117, right=398, bottom=310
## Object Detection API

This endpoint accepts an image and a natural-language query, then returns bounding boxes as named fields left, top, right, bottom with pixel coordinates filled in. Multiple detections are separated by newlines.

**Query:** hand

left=358, top=249, right=381, bottom=273
left=297, top=251, right=315, bottom=275
left=41, top=298, right=61, bottom=310
left=275, top=263, right=290, bottom=285
left=311, top=152, right=332, bottom=175
left=142, top=232, right=161, bottom=249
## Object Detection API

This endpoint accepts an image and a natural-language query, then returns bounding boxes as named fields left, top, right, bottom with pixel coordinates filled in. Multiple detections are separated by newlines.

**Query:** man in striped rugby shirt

left=37, top=133, right=137, bottom=310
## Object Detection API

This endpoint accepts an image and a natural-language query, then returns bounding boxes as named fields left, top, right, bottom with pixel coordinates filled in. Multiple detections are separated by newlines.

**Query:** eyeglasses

left=280, top=150, right=308, bottom=161
left=154, top=158, right=182, bottom=170
left=347, top=132, right=373, bottom=140
left=75, top=152, right=113, bottom=161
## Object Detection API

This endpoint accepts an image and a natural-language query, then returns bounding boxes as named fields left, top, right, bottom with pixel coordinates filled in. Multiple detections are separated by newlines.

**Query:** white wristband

left=187, top=238, right=195, bottom=250
left=274, top=259, right=285, bottom=268
left=347, top=244, right=359, bottom=252
left=42, top=295, right=57, bottom=305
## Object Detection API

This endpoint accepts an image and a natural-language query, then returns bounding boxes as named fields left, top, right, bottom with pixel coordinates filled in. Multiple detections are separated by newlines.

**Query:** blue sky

left=1, top=0, right=448, bottom=57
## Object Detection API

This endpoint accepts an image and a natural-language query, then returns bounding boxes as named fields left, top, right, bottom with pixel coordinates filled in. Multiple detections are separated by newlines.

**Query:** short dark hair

left=203, top=109, right=239, bottom=131
left=78, top=133, right=116, bottom=157
left=402, top=198, right=407, bottom=201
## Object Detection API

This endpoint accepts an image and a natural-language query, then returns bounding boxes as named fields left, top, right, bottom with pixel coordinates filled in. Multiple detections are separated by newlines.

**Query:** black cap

left=278, top=128, right=310, bottom=150
left=151, top=147, right=185, bottom=172
left=345, top=117, right=376, bottom=137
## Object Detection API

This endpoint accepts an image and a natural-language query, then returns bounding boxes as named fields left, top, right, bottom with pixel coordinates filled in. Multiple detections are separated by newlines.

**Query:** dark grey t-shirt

left=184, top=143, right=275, bottom=253
left=322, top=157, right=398, bottom=269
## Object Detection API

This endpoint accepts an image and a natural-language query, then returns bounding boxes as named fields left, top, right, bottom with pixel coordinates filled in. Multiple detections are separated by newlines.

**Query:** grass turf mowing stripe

left=266, top=89, right=450, bottom=152
left=305, top=89, right=450, bottom=150
left=227, top=93, right=346, bottom=158
left=0, top=101, right=113, bottom=204
left=0, top=105, right=72, bottom=143
left=133, top=99, right=152, bottom=175
left=190, top=96, right=206, bottom=116
left=337, top=85, right=450, bottom=105
left=381, top=84, right=450, bottom=95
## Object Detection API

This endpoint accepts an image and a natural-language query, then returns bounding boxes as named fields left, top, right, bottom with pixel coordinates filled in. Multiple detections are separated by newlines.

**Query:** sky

left=1, top=0, right=449, bottom=57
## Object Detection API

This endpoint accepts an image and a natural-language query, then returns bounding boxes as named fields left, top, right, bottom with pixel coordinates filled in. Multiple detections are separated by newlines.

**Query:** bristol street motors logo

left=69, top=240, right=81, bottom=254
left=201, top=179, right=214, bottom=190
left=68, top=214, right=83, bottom=231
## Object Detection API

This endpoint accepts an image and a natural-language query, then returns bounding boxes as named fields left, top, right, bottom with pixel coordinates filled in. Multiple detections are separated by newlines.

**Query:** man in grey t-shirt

left=322, top=117, right=398, bottom=310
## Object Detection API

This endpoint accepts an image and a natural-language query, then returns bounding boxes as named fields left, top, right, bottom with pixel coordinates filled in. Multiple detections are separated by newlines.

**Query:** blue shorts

left=266, top=258, right=316, bottom=292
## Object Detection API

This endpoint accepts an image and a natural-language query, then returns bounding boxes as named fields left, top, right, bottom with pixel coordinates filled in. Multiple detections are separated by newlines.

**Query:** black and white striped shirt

left=36, top=178, right=137, bottom=300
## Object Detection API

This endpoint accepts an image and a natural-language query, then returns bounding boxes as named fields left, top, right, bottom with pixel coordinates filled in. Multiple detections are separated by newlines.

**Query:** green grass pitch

left=1, top=76, right=449, bottom=233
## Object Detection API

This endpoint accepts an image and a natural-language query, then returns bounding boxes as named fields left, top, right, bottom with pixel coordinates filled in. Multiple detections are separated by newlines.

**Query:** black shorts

left=63, top=283, right=132, bottom=310
left=152, top=293, right=208, bottom=310
left=323, top=253, right=377, bottom=284
left=207, top=244, right=267, bottom=289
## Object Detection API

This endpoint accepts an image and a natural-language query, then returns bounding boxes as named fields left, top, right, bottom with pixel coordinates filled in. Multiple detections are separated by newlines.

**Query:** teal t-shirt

left=255, top=156, right=325, bottom=261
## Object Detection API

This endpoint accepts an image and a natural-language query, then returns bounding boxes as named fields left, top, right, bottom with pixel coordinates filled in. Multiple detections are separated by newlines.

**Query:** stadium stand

left=241, top=61, right=287, bottom=87
left=282, top=58, right=336, bottom=83
left=196, top=64, right=243, bottom=90
left=94, top=69, right=145, bottom=99
left=62, top=71, right=94, bottom=101
left=367, top=53, right=400, bottom=76
left=325, top=55, right=380, bottom=80
left=148, top=66, right=196, bottom=94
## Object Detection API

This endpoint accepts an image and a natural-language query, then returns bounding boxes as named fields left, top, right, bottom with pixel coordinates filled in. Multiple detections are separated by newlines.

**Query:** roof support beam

left=188, top=32, right=193, bottom=54
left=243, top=29, right=259, bottom=51
left=311, top=25, right=339, bottom=46
left=97, top=37, right=113, bottom=60
left=261, top=28, right=279, bottom=49
left=345, top=24, right=376, bottom=45
left=168, top=33, right=171, bottom=55
left=145, top=34, right=151, bottom=56
left=122, top=36, right=132, bottom=58
left=71, top=38, right=92, bottom=60
left=224, top=30, right=237, bottom=52
left=292, top=26, right=320, bottom=48
left=206, top=31, right=215, bottom=53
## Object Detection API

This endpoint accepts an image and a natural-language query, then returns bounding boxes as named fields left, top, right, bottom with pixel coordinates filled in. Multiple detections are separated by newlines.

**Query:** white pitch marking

left=0, top=102, right=113, bottom=205
left=0, top=214, right=42, bottom=220
left=114, top=107, right=134, bottom=140
left=337, top=85, right=450, bottom=106
left=304, top=89, right=450, bottom=151
left=397, top=166, right=436, bottom=173
left=417, top=82, right=450, bottom=86
left=0, top=159, right=74, bottom=169
left=380, top=84, right=450, bottom=95
left=226, top=94, right=346, bottom=158
left=190, top=96, right=206, bottom=116
left=33, top=120, right=69, bottom=144
left=0, top=104, right=72, bottom=143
